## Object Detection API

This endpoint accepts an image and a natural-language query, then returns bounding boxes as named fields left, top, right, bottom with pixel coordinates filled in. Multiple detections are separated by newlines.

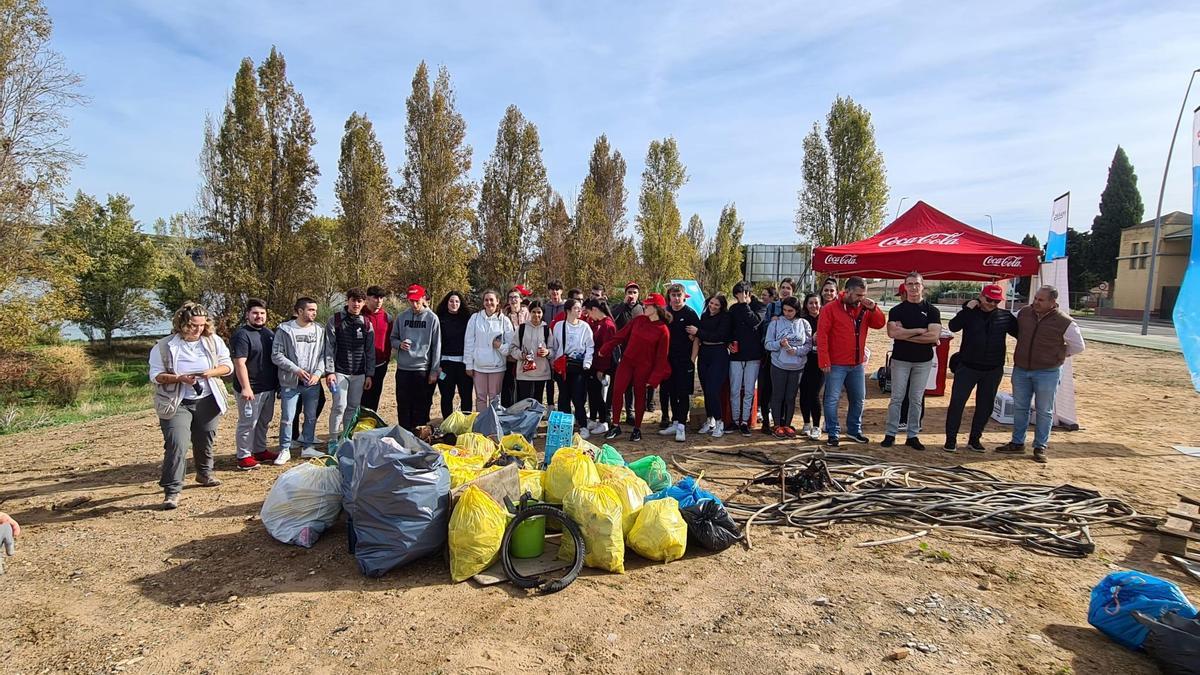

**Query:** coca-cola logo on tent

left=824, top=254, right=857, bottom=265
left=983, top=256, right=1024, bottom=268
left=877, top=232, right=963, bottom=247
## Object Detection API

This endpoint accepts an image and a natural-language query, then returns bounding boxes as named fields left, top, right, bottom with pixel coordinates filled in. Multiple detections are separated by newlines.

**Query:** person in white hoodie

left=764, top=296, right=813, bottom=440
left=464, top=290, right=514, bottom=412
left=549, top=297, right=595, bottom=436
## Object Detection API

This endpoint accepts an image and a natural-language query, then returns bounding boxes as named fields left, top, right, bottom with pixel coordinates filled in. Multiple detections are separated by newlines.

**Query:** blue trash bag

left=1088, top=570, right=1198, bottom=650
left=344, top=425, right=451, bottom=577
left=646, top=475, right=722, bottom=509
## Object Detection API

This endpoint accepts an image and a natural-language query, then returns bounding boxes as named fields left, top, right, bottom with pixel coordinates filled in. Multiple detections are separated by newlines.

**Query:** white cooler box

left=991, top=392, right=1015, bottom=424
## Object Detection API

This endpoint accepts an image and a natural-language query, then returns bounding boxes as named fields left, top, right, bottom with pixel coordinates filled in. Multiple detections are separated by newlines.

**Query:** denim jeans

left=1010, top=365, right=1061, bottom=448
left=885, top=359, right=932, bottom=438
left=823, top=363, right=865, bottom=438
left=279, top=383, right=321, bottom=449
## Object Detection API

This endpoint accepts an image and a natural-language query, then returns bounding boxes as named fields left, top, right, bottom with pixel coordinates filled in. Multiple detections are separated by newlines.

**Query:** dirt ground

left=3, top=331, right=1199, bottom=675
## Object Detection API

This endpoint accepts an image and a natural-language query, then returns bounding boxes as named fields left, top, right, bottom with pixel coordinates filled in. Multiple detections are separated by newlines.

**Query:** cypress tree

left=1090, top=146, right=1143, bottom=284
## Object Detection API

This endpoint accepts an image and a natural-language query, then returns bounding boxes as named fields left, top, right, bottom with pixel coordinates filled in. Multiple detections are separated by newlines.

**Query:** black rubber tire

left=500, top=504, right=585, bottom=594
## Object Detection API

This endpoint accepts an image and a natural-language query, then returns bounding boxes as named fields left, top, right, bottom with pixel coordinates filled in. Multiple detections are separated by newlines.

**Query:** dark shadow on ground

left=1116, top=531, right=1198, bottom=589
left=0, top=461, right=163, bottom=502
left=1044, top=623, right=1157, bottom=674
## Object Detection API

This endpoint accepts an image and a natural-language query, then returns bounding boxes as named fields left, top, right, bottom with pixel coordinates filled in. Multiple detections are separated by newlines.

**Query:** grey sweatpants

left=329, top=373, right=365, bottom=439
left=234, top=390, right=276, bottom=459
left=159, top=395, right=222, bottom=497
left=729, top=360, right=760, bottom=425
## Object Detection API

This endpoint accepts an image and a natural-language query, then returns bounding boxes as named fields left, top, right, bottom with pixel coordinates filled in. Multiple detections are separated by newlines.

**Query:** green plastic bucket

left=509, top=513, right=546, bottom=559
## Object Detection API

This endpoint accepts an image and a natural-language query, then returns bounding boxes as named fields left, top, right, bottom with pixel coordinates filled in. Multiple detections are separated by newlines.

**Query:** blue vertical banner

left=1046, top=192, right=1069, bottom=261
left=1174, top=105, right=1200, bottom=392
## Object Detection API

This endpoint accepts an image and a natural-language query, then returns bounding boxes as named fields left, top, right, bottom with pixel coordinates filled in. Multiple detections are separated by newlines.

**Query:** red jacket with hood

left=816, top=293, right=886, bottom=369
left=598, top=314, right=671, bottom=386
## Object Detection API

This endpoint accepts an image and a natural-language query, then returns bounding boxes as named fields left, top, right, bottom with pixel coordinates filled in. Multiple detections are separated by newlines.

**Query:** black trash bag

left=680, top=500, right=742, bottom=552
left=1133, top=610, right=1200, bottom=675
left=472, top=398, right=546, bottom=442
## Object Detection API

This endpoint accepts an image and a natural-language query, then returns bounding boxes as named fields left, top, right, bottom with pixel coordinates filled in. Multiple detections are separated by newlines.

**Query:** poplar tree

left=473, top=105, right=548, bottom=290
left=796, top=98, right=889, bottom=245
left=198, top=47, right=319, bottom=322
left=569, top=134, right=637, bottom=290
left=705, top=203, right=745, bottom=295
left=635, top=136, right=692, bottom=285
left=396, top=62, right=475, bottom=296
left=529, top=189, right=571, bottom=291
left=335, top=112, right=396, bottom=289
left=1090, top=146, right=1143, bottom=284
left=685, top=213, right=708, bottom=285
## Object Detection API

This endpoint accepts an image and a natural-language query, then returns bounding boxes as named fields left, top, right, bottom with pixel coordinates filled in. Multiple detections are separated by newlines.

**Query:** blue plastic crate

left=544, top=410, right=575, bottom=466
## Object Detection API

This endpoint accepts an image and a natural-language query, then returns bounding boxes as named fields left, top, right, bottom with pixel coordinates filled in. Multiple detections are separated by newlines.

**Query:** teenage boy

left=272, top=297, right=327, bottom=464
left=360, top=285, right=392, bottom=412
left=231, top=298, right=277, bottom=470
left=881, top=272, right=941, bottom=451
left=325, top=288, right=375, bottom=450
left=391, top=284, right=442, bottom=431
left=612, top=282, right=646, bottom=421
left=658, top=283, right=700, bottom=442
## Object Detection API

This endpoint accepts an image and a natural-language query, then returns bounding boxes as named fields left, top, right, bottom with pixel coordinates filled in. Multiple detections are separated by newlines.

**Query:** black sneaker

left=825, top=435, right=840, bottom=447
left=624, top=409, right=635, bottom=424
left=605, top=425, right=622, bottom=441
left=658, top=419, right=671, bottom=430
left=994, top=442, right=1026, bottom=454
left=630, top=428, right=642, bottom=442
left=906, top=437, right=926, bottom=451
left=1033, top=446, right=1047, bottom=463
left=739, top=423, right=752, bottom=437
left=761, top=422, right=773, bottom=436
left=880, top=435, right=895, bottom=448
left=967, top=438, right=985, bottom=452
left=943, top=440, right=958, bottom=453
left=846, top=432, right=869, bottom=444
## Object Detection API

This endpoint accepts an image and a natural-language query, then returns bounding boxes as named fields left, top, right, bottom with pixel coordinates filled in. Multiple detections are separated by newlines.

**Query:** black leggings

left=586, top=370, right=611, bottom=424
left=501, top=361, right=517, bottom=407
left=769, top=365, right=801, bottom=427
left=698, top=344, right=730, bottom=421
left=515, top=379, right=547, bottom=404
left=437, top=360, right=473, bottom=418
left=559, top=369, right=588, bottom=428
left=944, top=364, right=1003, bottom=441
left=798, top=359, right=823, bottom=427
left=665, top=359, right=694, bottom=424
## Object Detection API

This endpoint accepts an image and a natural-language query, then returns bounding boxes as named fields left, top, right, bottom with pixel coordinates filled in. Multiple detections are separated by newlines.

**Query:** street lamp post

left=895, top=196, right=908, bottom=220
left=984, top=214, right=994, bottom=234
left=1141, top=68, right=1200, bottom=336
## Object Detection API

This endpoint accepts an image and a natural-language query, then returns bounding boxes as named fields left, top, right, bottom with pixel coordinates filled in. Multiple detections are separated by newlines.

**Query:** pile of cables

left=672, top=449, right=1161, bottom=558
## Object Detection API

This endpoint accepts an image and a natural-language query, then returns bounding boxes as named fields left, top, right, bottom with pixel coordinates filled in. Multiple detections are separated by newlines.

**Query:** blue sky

left=48, top=1, right=1200, bottom=246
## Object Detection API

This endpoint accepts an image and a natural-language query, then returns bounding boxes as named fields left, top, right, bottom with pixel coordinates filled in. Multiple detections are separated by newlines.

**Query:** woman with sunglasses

left=148, top=303, right=234, bottom=510
left=943, top=283, right=1018, bottom=452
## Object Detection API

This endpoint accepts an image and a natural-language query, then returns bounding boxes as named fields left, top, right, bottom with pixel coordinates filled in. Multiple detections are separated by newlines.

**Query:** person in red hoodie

left=360, top=285, right=392, bottom=412
left=583, top=298, right=617, bottom=435
left=600, top=293, right=671, bottom=442
left=816, top=276, right=886, bottom=447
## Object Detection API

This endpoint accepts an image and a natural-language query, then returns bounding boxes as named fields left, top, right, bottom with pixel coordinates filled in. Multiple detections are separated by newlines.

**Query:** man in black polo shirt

left=658, top=283, right=700, bottom=442
left=231, top=298, right=278, bottom=470
left=882, top=272, right=941, bottom=450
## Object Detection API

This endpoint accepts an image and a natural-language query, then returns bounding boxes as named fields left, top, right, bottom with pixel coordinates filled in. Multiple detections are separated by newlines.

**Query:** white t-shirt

left=176, top=339, right=212, bottom=399
left=291, top=322, right=322, bottom=373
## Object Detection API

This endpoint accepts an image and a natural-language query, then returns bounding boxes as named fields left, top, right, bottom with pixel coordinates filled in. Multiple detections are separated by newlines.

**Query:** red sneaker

left=784, top=426, right=798, bottom=438
left=254, top=450, right=279, bottom=463
left=237, top=456, right=260, bottom=471
left=772, top=426, right=789, bottom=440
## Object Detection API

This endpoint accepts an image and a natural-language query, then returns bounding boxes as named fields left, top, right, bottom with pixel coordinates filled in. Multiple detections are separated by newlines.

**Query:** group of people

left=147, top=274, right=1083, bottom=509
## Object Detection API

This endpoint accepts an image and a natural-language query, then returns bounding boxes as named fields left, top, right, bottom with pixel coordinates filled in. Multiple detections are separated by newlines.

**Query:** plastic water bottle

left=330, top=379, right=339, bottom=395
left=243, top=399, right=254, bottom=417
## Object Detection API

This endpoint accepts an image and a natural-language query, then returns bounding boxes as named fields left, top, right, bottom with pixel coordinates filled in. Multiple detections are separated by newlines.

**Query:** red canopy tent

left=812, top=201, right=1041, bottom=280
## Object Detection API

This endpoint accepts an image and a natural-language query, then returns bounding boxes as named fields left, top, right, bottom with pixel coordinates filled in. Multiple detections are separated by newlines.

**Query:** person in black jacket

left=728, top=281, right=763, bottom=436
left=435, top=291, right=473, bottom=419
left=688, top=293, right=733, bottom=437
left=943, top=284, right=1019, bottom=452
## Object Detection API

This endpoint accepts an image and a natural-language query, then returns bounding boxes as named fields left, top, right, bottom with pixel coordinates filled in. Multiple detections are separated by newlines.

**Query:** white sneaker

left=898, top=422, right=908, bottom=432
left=712, top=421, right=724, bottom=438
left=800, top=423, right=812, bottom=436
left=592, top=422, right=609, bottom=435
left=579, top=427, right=591, bottom=440
left=698, top=418, right=714, bottom=434
left=658, top=421, right=679, bottom=436
left=300, top=447, right=324, bottom=459
left=808, top=427, right=822, bottom=440
left=273, top=449, right=291, bottom=465
left=675, top=426, right=686, bottom=442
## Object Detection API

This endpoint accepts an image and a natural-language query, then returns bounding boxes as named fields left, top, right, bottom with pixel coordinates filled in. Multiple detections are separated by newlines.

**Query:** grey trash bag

left=472, top=398, right=546, bottom=442
left=1133, top=610, right=1200, bottom=675
left=344, top=425, right=450, bottom=577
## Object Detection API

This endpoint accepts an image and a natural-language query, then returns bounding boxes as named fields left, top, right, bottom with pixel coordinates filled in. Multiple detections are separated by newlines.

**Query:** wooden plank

left=1160, top=534, right=1189, bottom=556
left=1177, top=493, right=1200, bottom=507
left=1157, top=525, right=1200, bottom=543
left=1167, top=508, right=1200, bottom=524
left=473, top=546, right=571, bottom=586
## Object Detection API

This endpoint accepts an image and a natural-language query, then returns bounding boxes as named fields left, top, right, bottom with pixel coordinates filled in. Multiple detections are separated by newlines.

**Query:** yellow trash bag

left=519, top=469, right=544, bottom=500
left=597, top=463, right=638, bottom=483
left=441, top=452, right=486, bottom=489
left=602, top=473, right=652, bottom=535
left=561, top=484, right=625, bottom=573
left=628, top=498, right=688, bottom=563
left=441, top=410, right=479, bottom=436
left=572, top=433, right=601, bottom=459
left=448, top=485, right=509, bottom=582
left=500, top=433, right=540, bottom=469
left=456, top=432, right=498, bottom=463
left=543, top=447, right=599, bottom=504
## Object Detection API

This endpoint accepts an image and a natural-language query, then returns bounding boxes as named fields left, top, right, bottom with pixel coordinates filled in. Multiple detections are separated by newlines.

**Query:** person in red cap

left=599, top=292, right=671, bottom=442
left=943, top=283, right=1018, bottom=452
left=390, top=283, right=441, bottom=431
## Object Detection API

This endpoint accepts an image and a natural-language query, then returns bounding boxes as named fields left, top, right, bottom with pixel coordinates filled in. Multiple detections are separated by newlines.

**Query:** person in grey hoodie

left=391, top=283, right=442, bottom=431
left=764, top=296, right=813, bottom=439
left=271, top=297, right=327, bottom=464
left=324, top=287, right=376, bottom=450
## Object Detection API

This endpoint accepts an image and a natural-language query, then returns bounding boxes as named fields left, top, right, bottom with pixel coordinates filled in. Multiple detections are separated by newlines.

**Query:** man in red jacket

left=360, top=285, right=392, bottom=412
left=816, top=276, right=886, bottom=447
